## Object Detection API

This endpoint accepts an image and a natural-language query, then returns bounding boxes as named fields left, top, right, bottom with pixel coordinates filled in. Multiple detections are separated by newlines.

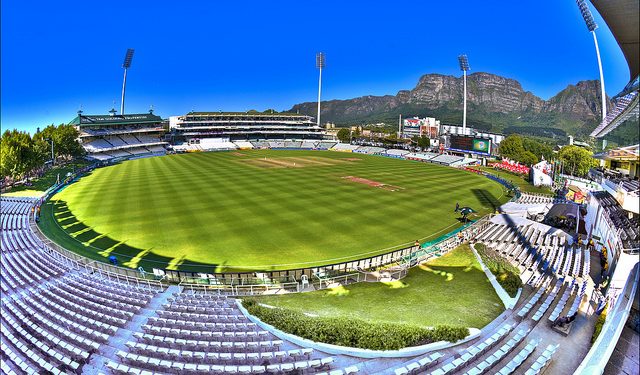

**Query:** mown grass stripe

left=39, top=150, right=509, bottom=272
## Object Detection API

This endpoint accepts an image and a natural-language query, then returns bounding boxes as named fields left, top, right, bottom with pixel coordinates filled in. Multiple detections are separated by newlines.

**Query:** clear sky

left=1, top=0, right=629, bottom=134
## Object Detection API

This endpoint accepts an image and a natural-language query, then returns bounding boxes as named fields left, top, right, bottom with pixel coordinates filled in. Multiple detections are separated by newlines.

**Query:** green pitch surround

left=38, top=150, right=508, bottom=273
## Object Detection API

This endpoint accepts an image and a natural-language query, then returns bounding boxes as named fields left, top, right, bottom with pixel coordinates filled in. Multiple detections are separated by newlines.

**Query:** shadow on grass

left=39, top=200, right=220, bottom=274
left=472, top=188, right=502, bottom=212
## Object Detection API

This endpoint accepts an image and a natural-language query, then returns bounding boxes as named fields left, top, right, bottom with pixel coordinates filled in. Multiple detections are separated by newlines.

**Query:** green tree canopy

left=1, top=129, right=48, bottom=180
left=557, top=145, right=597, bottom=177
left=412, top=135, right=430, bottom=149
left=498, top=134, right=550, bottom=165
left=1, top=124, right=84, bottom=181
left=337, top=128, right=351, bottom=143
left=33, top=124, right=84, bottom=160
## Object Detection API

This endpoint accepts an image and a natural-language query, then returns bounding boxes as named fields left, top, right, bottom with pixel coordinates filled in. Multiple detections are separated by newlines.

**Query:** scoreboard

left=448, top=135, right=492, bottom=155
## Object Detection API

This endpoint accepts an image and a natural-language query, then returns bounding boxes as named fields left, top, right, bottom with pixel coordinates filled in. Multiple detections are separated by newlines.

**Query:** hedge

left=591, top=304, right=608, bottom=344
left=474, top=243, right=523, bottom=297
left=242, top=300, right=469, bottom=350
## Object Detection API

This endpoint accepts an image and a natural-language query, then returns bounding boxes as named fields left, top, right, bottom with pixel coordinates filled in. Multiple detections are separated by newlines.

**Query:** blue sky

left=1, top=0, right=629, bottom=134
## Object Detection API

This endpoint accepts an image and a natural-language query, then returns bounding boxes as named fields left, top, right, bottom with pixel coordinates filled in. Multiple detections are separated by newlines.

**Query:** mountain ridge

left=289, top=72, right=608, bottom=137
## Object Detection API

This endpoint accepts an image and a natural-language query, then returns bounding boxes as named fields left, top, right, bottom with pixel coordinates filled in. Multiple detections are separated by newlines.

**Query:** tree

left=522, top=137, right=553, bottom=161
left=557, top=145, right=597, bottom=177
left=54, top=124, right=84, bottom=158
left=33, top=124, right=84, bottom=160
left=416, top=136, right=430, bottom=149
left=0, top=129, right=47, bottom=180
left=498, top=134, right=542, bottom=165
left=499, top=134, right=525, bottom=160
left=337, top=128, right=351, bottom=143
left=1, top=123, right=83, bottom=181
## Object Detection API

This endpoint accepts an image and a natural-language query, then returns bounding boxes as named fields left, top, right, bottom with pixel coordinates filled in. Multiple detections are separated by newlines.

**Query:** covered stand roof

left=70, top=113, right=163, bottom=127
left=588, top=0, right=639, bottom=139
left=590, top=0, right=639, bottom=80
left=593, top=144, right=640, bottom=161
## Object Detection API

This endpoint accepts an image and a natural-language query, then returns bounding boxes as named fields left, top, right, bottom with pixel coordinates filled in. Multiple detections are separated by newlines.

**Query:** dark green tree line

left=1, top=124, right=84, bottom=181
left=498, top=134, right=553, bottom=165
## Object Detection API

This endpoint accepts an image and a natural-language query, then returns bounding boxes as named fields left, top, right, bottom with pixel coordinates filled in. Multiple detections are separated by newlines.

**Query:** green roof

left=70, top=113, right=163, bottom=126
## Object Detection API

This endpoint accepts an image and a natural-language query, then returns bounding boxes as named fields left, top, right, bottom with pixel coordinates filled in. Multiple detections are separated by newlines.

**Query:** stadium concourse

left=0, top=184, right=630, bottom=375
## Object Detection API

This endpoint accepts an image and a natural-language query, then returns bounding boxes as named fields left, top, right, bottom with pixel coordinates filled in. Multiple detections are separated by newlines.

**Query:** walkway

left=83, top=285, right=182, bottom=374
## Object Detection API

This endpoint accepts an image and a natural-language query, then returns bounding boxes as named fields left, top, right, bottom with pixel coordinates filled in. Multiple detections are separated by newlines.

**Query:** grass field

left=250, top=244, right=504, bottom=329
left=39, top=150, right=509, bottom=273
left=469, top=166, right=553, bottom=194
left=4, top=161, right=90, bottom=196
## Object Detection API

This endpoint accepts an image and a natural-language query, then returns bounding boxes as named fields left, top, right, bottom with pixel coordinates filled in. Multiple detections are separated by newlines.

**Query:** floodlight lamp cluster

left=123, top=48, right=135, bottom=68
left=316, top=52, right=325, bottom=69
left=458, top=55, right=470, bottom=71
left=576, top=0, right=598, bottom=32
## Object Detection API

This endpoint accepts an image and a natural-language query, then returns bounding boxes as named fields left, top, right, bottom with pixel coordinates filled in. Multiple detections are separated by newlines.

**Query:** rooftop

left=70, top=113, right=163, bottom=126
left=594, top=144, right=640, bottom=161
left=186, top=111, right=310, bottom=117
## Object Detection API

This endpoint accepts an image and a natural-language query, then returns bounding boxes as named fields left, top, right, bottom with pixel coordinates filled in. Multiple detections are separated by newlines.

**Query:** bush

left=591, top=304, right=608, bottom=344
left=242, top=300, right=469, bottom=350
left=474, top=243, right=522, bottom=297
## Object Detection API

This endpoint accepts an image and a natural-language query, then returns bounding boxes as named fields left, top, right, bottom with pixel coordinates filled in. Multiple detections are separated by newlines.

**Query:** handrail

left=573, top=262, right=639, bottom=374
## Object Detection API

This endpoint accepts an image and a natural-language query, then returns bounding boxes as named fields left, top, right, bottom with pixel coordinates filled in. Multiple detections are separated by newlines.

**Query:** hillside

left=289, top=72, right=612, bottom=139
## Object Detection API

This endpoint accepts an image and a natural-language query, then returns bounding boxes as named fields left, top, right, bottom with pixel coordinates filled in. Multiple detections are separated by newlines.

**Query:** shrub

left=591, top=304, right=608, bottom=344
left=242, top=300, right=469, bottom=350
left=474, top=243, right=522, bottom=297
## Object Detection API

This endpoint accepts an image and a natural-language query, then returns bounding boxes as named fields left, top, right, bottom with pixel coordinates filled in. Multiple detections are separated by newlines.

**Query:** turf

left=5, top=161, right=90, bottom=194
left=38, top=150, right=509, bottom=273
left=251, top=244, right=504, bottom=329
left=469, top=166, right=553, bottom=194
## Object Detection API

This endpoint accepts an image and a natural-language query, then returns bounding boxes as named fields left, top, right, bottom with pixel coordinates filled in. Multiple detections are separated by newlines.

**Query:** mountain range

left=289, top=72, right=610, bottom=139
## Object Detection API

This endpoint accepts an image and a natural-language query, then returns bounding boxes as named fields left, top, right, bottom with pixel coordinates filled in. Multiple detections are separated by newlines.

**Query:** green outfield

left=38, top=150, right=509, bottom=273
left=251, top=244, right=504, bottom=329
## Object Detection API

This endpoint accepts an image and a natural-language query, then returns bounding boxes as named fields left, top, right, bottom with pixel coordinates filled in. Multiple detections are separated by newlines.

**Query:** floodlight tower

left=458, top=54, right=470, bottom=132
left=120, top=48, right=135, bottom=115
left=316, top=52, right=325, bottom=127
left=576, top=0, right=606, bottom=120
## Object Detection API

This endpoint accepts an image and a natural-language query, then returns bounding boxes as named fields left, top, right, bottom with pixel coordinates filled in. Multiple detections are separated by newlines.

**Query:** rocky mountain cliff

left=289, top=72, right=608, bottom=136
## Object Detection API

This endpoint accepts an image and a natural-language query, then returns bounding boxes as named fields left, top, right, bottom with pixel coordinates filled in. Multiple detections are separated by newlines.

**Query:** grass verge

left=473, top=243, right=522, bottom=297
left=242, top=299, right=469, bottom=350
left=251, top=244, right=504, bottom=330
left=469, top=166, right=553, bottom=194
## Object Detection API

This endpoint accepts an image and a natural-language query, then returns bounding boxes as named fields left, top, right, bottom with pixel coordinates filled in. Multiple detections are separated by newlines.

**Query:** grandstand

left=5, top=144, right=640, bottom=374
left=0, top=197, right=364, bottom=374
left=169, top=112, right=325, bottom=143
left=329, top=143, right=360, bottom=152
left=71, top=111, right=168, bottom=161
left=428, top=154, right=465, bottom=166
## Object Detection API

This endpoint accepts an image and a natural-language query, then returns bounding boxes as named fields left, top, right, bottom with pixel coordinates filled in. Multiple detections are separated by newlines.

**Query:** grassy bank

left=250, top=244, right=504, bottom=329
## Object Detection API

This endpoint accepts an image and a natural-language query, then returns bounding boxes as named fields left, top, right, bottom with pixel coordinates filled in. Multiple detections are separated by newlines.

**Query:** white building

left=400, top=117, right=439, bottom=139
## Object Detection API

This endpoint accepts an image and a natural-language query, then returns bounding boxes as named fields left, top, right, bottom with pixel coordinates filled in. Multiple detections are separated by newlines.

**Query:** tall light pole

left=458, top=55, right=470, bottom=133
left=316, top=52, right=325, bottom=127
left=576, top=0, right=606, bottom=120
left=120, top=48, right=135, bottom=115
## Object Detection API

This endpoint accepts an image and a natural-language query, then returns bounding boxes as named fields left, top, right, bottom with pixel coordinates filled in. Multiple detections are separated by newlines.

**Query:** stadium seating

left=82, top=132, right=168, bottom=161
left=1, top=151, right=605, bottom=374
left=382, top=149, right=410, bottom=158
left=0, top=197, right=359, bottom=374
left=315, top=141, right=337, bottom=150
left=330, top=143, right=360, bottom=152
left=404, top=152, right=438, bottom=162
left=233, top=141, right=255, bottom=149
left=429, top=154, right=464, bottom=166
